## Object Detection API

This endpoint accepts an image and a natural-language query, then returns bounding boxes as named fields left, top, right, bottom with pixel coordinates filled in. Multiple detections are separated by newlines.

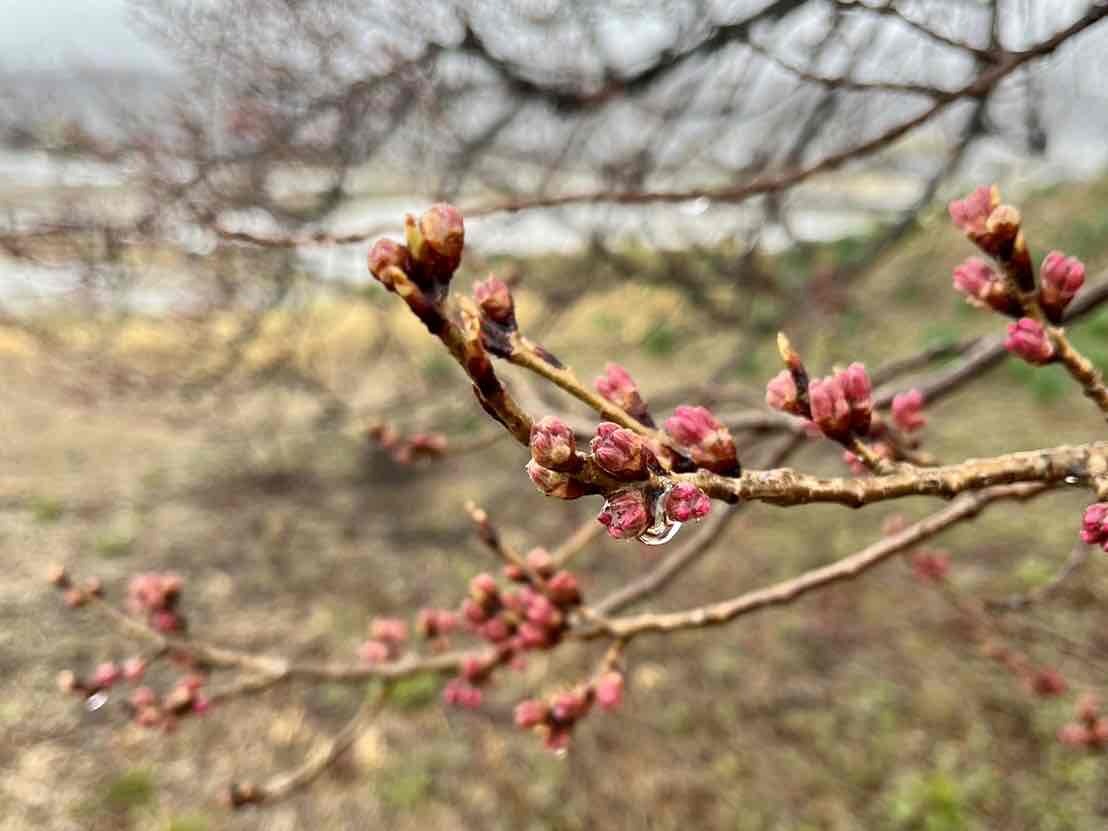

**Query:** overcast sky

left=0, top=0, right=162, bottom=69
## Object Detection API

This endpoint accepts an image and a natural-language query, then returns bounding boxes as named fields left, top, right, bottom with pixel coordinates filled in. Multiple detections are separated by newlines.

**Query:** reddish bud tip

left=590, top=422, right=652, bottom=479
left=1080, top=503, right=1108, bottom=549
left=1030, top=668, right=1068, bottom=698
left=358, top=640, right=391, bottom=665
left=594, top=671, right=625, bottom=711
left=92, top=661, right=121, bottom=689
left=443, top=678, right=483, bottom=709
left=597, top=489, right=651, bottom=540
left=911, top=549, right=950, bottom=583
left=546, top=570, right=582, bottom=606
left=514, top=698, right=548, bottom=728
left=664, top=483, right=711, bottom=523
left=663, top=405, right=738, bottom=474
left=836, top=362, right=872, bottom=434
left=807, top=376, right=852, bottom=440
left=473, top=275, right=515, bottom=324
left=1004, top=318, right=1054, bottom=365
left=370, top=617, right=409, bottom=644
left=420, top=203, right=465, bottom=261
left=46, top=564, right=69, bottom=587
left=765, top=370, right=801, bottom=415
left=367, top=238, right=412, bottom=281
left=1040, top=250, right=1085, bottom=316
left=595, top=363, right=647, bottom=418
left=530, top=416, right=577, bottom=471
left=891, top=389, right=926, bottom=433
left=948, top=185, right=997, bottom=236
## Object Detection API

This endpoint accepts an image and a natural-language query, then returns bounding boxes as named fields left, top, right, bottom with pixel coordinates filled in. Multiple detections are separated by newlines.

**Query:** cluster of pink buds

left=368, top=203, right=465, bottom=304
left=1080, top=503, right=1108, bottom=551
left=596, top=481, right=711, bottom=540
left=948, top=185, right=1087, bottom=362
left=595, top=363, right=654, bottom=426
left=358, top=617, right=409, bottom=665
left=514, top=670, right=625, bottom=751
left=910, top=549, right=950, bottom=583
left=444, top=561, right=584, bottom=709
left=47, top=564, right=103, bottom=609
left=1028, top=667, right=1069, bottom=698
left=128, top=674, right=211, bottom=731
left=663, top=405, right=740, bottom=475
left=416, top=608, right=461, bottom=642
left=1058, top=694, right=1108, bottom=750
left=766, top=355, right=873, bottom=445
left=367, top=422, right=448, bottom=464
left=127, top=572, right=187, bottom=633
left=591, top=422, right=655, bottom=479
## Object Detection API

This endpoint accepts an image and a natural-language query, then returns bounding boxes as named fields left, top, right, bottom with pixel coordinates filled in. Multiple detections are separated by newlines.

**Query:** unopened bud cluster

left=513, top=669, right=625, bottom=751
left=126, top=573, right=187, bottom=633
left=367, top=422, right=448, bottom=464
left=1080, top=503, right=1108, bottom=551
left=1058, top=694, right=1108, bottom=750
left=949, top=185, right=1088, bottom=363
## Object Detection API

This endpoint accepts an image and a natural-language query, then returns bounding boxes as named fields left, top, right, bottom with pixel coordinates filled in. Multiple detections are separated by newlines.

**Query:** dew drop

left=85, top=691, right=108, bottom=712
left=1064, top=475, right=1080, bottom=485
left=637, top=486, right=683, bottom=546
left=553, top=747, right=569, bottom=760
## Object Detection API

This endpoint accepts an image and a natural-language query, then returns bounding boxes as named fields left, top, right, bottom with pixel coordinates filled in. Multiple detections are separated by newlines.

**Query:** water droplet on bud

left=85, top=691, right=108, bottom=711
left=637, top=486, right=683, bottom=546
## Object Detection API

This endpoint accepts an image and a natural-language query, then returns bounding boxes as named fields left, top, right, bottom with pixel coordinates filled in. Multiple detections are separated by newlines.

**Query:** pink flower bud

left=1059, top=722, right=1092, bottom=747
left=663, top=483, right=711, bottom=523
left=92, top=662, right=121, bottom=689
left=56, top=670, right=79, bottom=694
left=765, top=370, right=801, bottom=415
left=1004, top=318, right=1054, bottom=365
left=597, top=490, right=651, bottom=540
left=590, top=422, right=652, bottom=479
left=543, top=726, right=572, bottom=751
left=192, top=694, right=211, bottom=715
left=419, top=203, right=465, bottom=261
left=130, top=687, right=157, bottom=709
left=808, top=376, right=852, bottom=440
left=526, top=460, right=587, bottom=500
left=469, top=573, right=499, bottom=603
left=1030, top=668, right=1068, bottom=698
left=473, top=275, right=515, bottom=324
left=891, top=389, right=926, bottom=433
left=358, top=640, right=390, bottom=664
left=367, top=238, right=412, bottom=281
left=664, top=405, right=739, bottom=474
left=1040, top=250, right=1085, bottom=316
left=151, top=610, right=182, bottom=633
left=836, top=362, right=872, bottom=434
left=952, top=257, right=995, bottom=299
left=911, top=550, right=950, bottom=583
left=594, top=671, right=624, bottom=711
left=517, top=621, right=553, bottom=649
left=1076, top=693, right=1101, bottom=725
left=1080, top=503, right=1108, bottom=549
left=462, top=597, right=489, bottom=625
left=595, top=363, right=647, bottom=417
left=948, top=185, right=996, bottom=236
left=123, top=657, right=146, bottom=683
left=443, top=679, right=483, bottom=709
left=370, top=617, right=408, bottom=644
left=479, top=617, right=513, bottom=644
left=525, top=547, right=554, bottom=577
left=530, top=416, right=577, bottom=471
left=417, top=608, right=459, bottom=638
left=524, top=594, right=560, bottom=627
left=460, top=655, right=488, bottom=682
left=551, top=689, right=589, bottom=723
left=546, top=571, right=582, bottom=606
left=514, top=698, right=548, bottom=728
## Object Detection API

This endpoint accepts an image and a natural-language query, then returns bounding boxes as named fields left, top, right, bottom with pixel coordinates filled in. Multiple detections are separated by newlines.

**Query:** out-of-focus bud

left=525, top=548, right=554, bottom=578
left=765, top=370, right=801, bottom=415
left=590, top=422, right=652, bottom=480
left=836, top=362, right=872, bottom=435
left=370, top=617, right=409, bottom=645
left=551, top=689, right=590, bottom=723
left=891, top=389, right=926, bottom=433
left=663, top=483, right=711, bottom=523
left=123, top=657, right=146, bottom=683
left=63, top=588, right=87, bottom=608
left=985, top=204, right=1021, bottom=244
left=46, top=564, right=69, bottom=588
left=948, top=185, right=997, bottom=237
left=597, top=489, right=651, bottom=540
left=358, top=640, right=390, bottom=665
left=1080, top=503, right=1108, bottom=550
left=1076, top=693, right=1101, bottom=725
left=1030, top=667, right=1068, bottom=698
left=911, top=549, right=950, bottom=583
left=1004, top=318, right=1054, bottom=365
left=594, top=671, right=624, bottom=711
left=663, top=405, right=739, bottom=474
left=1058, top=722, right=1092, bottom=747
left=417, top=608, right=459, bottom=639
left=1039, top=250, right=1085, bottom=319
left=595, top=363, right=651, bottom=422
left=419, top=203, right=465, bottom=262
left=546, top=571, right=582, bottom=606
left=92, top=662, right=121, bottom=689
left=526, top=460, right=587, bottom=500
left=530, top=416, right=578, bottom=472
left=473, top=275, right=515, bottom=326
left=443, top=678, right=483, bottom=709
left=807, top=376, right=852, bottom=440
left=57, top=670, right=79, bottom=694
left=469, top=573, right=499, bottom=604
left=514, top=698, right=548, bottom=728
left=367, top=238, right=412, bottom=283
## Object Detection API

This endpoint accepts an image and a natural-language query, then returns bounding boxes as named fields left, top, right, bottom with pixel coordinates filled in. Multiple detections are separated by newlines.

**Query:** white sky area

left=0, top=0, right=161, bottom=69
